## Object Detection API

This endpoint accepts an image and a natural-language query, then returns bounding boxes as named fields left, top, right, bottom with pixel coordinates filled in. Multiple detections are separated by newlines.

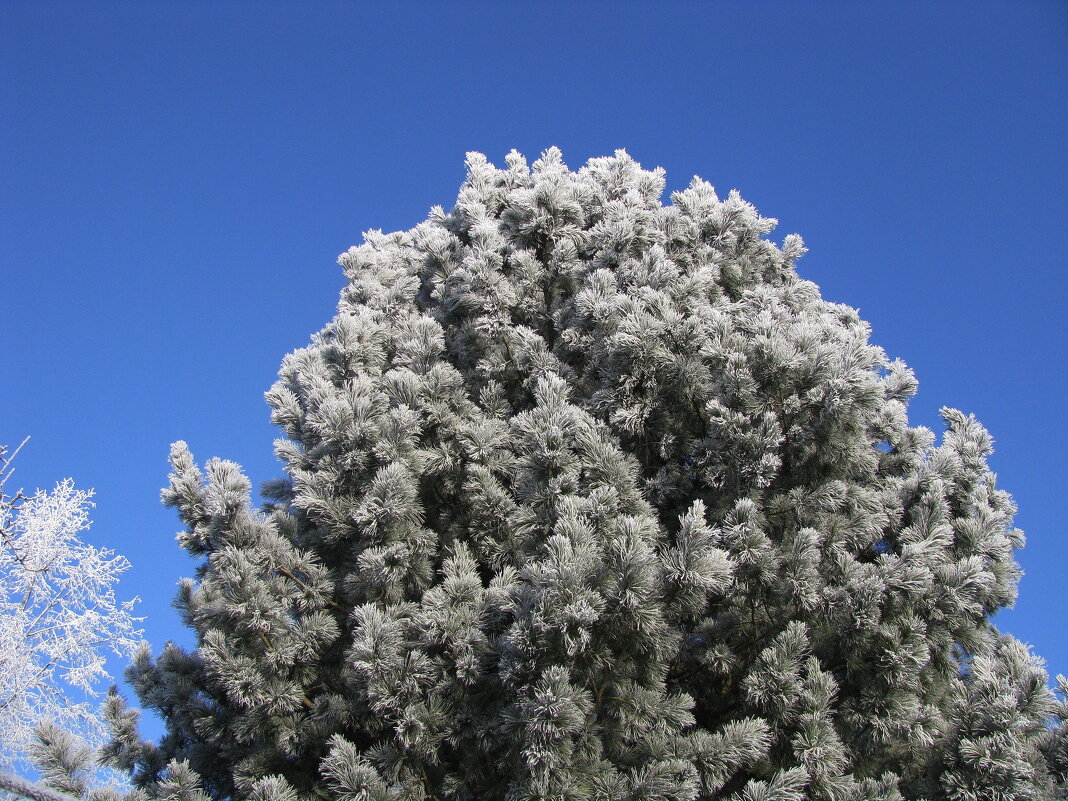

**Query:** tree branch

left=0, top=769, right=81, bottom=801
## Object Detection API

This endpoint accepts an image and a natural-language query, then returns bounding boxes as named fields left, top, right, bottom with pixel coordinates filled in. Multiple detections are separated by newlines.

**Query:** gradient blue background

left=2, top=0, right=1065, bottom=732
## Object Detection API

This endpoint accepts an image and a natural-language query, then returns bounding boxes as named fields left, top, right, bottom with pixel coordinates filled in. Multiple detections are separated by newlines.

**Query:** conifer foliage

left=105, top=150, right=1066, bottom=800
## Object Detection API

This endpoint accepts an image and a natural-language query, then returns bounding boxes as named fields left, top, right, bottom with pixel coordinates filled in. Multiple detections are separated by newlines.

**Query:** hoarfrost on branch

left=0, top=442, right=141, bottom=776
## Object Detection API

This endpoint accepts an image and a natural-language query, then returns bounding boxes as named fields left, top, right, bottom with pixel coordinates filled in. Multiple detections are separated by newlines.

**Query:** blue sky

left=2, top=0, right=1066, bottom=725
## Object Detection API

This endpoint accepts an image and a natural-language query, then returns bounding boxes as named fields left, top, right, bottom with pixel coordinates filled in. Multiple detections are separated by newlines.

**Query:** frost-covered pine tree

left=104, top=150, right=1067, bottom=801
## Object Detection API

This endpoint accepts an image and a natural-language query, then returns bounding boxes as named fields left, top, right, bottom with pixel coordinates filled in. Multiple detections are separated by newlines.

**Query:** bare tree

left=0, top=440, right=141, bottom=786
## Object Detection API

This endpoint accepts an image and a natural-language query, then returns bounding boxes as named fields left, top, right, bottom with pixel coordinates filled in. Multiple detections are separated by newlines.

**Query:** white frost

left=0, top=444, right=142, bottom=780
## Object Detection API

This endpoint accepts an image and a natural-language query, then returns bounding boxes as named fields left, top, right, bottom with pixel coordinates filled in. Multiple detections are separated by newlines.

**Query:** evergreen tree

left=103, top=150, right=1065, bottom=801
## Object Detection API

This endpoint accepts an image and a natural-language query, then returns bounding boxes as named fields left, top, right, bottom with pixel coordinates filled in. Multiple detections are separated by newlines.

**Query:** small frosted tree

left=0, top=441, right=142, bottom=791
left=104, top=150, right=1066, bottom=800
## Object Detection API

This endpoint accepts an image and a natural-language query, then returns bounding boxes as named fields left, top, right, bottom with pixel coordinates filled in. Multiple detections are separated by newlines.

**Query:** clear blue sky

left=2, top=0, right=1066, bottom=721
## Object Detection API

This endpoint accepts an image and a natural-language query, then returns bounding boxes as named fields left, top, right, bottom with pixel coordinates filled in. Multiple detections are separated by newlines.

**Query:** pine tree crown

left=96, top=149, right=1066, bottom=801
